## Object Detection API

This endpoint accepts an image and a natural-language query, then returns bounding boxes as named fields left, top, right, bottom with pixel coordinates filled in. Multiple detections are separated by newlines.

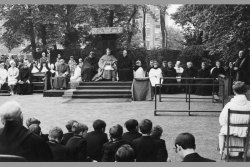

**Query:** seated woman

left=30, top=62, right=39, bottom=74
left=0, top=62, right=8, bottom=90
left=8, top=61, right=19, bottom=95
left=218, top=81, right=250, bottom=156
left=70, top=61, right=83, bottom=88
left=133, top=60, right=146, bottom=78
left=49, top=64, right=56, bottom=77
left=117, top=50, right=133, bottom=81
left=149, top=61, right=163, bottom=94
left=16, top=61, right=32, bottom=95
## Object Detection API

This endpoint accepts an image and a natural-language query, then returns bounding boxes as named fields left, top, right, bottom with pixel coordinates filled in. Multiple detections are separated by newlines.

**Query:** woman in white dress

left=149, top=61, right=163, bottom=94
left=8, top=61, right=19, bottom=95
left=30, top=62, right=39, bottom=74
left=70, top=61, right=83, bottom=83
left=0, top=62, right=8, bottom=89
left=218, top=81, right=250, bottom=156
left=133, top=60, right=146, bottom=78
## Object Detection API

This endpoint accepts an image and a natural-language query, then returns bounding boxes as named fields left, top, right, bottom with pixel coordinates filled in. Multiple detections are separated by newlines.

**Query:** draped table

left=131, top=77, right=153, bottom=101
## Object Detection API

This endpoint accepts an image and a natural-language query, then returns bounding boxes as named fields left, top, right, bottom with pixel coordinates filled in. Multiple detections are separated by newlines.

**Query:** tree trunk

left=160, top=9, right=167, bottom=48
left=28, top=7, right=36, bottom=58
left=127, top=17, right=136, bottom=49
left=142, top=6, right=147, bottom=48
left=40, top=24, right=47, bottom=50
left=108, top=9, right=114, bottom=27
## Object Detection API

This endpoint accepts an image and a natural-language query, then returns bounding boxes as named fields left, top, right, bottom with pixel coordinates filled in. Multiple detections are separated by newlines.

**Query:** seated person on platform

left=8, top=61, right=19, bottom=95
left=92, top=48, right=117, bottom=81
left=122, top=119, right=142, bottom=143
left=115, top=144, right=136, bottom=162
left=54, top=59, right=70, bottom=90
left=117, top=50, right=133, bottom=81
left=70, top=61, right=83, bottom=84
left=218, top=81, right=250, bottom=156
left=40, top=52, right=48, bottom=64
left=49, top=64, right=56, bottom=77
left=163, top=61, right=177, bottom=94
left=16, top=61, right=32, bottom=95
left=82, top=51, right=98, bottom=82
left=174, top=133, right=215, bottom=162
left=133, top=60, right=146, bottom=78
left=30, top=62, right=39, bottom=74
left=0, top=62, right=8, bottom=90
left=151, top=125, right=168, bottom=162
left=149, top=61, right=163, bottom=94
left=61, top=120, right=78, bottom=145
left=68, top=56, right=77, bottom=76
left=39, top=62, right=50, bottom=73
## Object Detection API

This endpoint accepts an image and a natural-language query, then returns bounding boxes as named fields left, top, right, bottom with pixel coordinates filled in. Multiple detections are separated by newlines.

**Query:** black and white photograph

left=0, top=1, right=250, bottom=164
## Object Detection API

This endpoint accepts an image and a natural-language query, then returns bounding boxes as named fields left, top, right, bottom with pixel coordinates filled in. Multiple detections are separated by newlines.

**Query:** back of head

left=0, top=101, right=23, bottom=126
left=65, top=120, right=77, bottom=132
left=175, top=133, right=196, bottom=150
left=124, top=119, right=138, bottom=132
left=72, top=122, right=88, bottom=135
left=151, top=125, right=163, bottom=139
left=139, top=119, right=152, bottom=134
left=109, top=124, right=123, bottom=139
left=115, top=144, right=135, bottom=162
left=232, top=81, right=248, bottom=95
left=49, top=126, right=63, bottom=142
left=93, top=119, right=106, bottom=132
left=26, top=117, right=41, bottom=128
left=28, top=124, right=41, bottom=135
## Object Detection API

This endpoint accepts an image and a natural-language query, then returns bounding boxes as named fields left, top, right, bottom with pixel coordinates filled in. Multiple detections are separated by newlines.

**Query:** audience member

left=86, top=119, right=108, bottom=162
left=115, top=144, right=135, bottom=162
left=28, top=124, right=41, bottom=136
left=174, top=133, right=215, bottom=162
left=26, top=117, right=49, bottom=142
left=0, top=101, right=53, bottom=161
left=61, top=120, right=78, bottom=145
left=16, top=61, right=32, bottom=95
left=122, top=119, right=142, bottom=143
left=8, top=61, right=19, bottom=95
left=0, top=62, right=8, bottom=90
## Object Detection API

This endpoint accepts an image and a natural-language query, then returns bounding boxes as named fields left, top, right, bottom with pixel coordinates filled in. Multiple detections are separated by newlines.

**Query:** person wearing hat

left=82, top=51, right=98, bottom=82
left=68, top=56, right=77, bottom=76
left=133, top=60, right=145, bottom=78
left=218, top=81, right=250, bottom=156
left=0, top=62, right=8, bottom=90
left=7, top=60, right=19, bottom=95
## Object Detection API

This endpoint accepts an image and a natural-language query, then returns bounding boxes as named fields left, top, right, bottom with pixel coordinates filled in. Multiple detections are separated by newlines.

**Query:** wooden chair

left=221, top=109, right=250, bottom=162
left=31, top=72, right=47, bottom=92
left=0, top=154, right=26, bottom=162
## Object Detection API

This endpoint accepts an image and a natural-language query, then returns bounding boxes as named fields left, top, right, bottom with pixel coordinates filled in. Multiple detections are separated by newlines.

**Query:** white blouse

left=149, top=68, right=163, bottom=87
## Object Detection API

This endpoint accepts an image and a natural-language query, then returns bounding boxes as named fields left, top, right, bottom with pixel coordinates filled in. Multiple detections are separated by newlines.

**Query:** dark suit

left=122, top=131, right=142, bottom=143
left=101, top=138, right=128, bottom=162
left=86, top=131, right=108, bottom=161
left=154, top=138, right=168, bottom=162
left=132, top=136, right=158, bottom=162
left=61, top=132, right=74, bottom=145
left=47, top=141, right=71, bottom=162
left=183, top=153, right=215, bottom=162
left=66, top=135, right=87, bottom=162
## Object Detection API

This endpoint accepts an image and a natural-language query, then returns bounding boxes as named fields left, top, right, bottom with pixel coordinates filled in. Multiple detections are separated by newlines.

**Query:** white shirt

left=134, top=67, right=146, bottom=78
left=149, top=68, right=163, bottom=87
left=0, top=68, right=8, bottom=84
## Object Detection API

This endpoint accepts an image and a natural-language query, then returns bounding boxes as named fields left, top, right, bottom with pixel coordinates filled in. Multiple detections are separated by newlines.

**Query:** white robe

left=149, top=68, right=163, bottom=87
left=8, top=67, right=19, bottom=86
left=70, top=66, right=82, bottom=82
left=134, top=67, right=146, bottom=78
left=0, top=68, right=8, bottom=85
left=31, top=67, right=39, bottom=74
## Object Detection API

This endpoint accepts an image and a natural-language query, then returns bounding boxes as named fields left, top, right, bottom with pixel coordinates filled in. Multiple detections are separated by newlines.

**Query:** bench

left=31, top=72, right=48, bottom=93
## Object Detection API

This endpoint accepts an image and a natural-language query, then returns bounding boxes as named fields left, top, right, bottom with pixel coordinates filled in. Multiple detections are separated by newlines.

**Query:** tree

left=157, top=5, right=168, bottom=48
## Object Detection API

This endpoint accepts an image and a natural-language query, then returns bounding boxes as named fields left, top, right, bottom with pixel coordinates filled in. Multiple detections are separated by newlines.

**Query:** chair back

left=0, top=154, right=26, bottom=162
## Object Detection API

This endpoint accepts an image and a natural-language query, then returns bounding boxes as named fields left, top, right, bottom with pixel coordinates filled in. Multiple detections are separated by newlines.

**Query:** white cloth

left=70, top=66, right=82, bottom=82
left=134, top=67, right=146, bottom=78
left=219, top=95, right=250, bottom=137
left=8, top=67, right=19, bottom=86
left=0, top=68, right=8, bottom=85
left=174, top=66, right=184, bottom=74
left=149, top=68, right=163, bottom=87
left=31, top=67, right=39, bottom=74
left=40, top=67, right=48, bottom=73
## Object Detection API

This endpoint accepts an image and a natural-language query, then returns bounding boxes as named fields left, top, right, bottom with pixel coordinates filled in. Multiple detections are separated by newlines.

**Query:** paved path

left=0, top=94, right=223, bottom=162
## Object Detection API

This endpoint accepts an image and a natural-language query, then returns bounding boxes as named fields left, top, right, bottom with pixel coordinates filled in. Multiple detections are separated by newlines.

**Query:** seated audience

left=149, top=61, right=163, bottom=94
left=47, top=127, right=71, bottom=162
left=8, top=61, right=19, bottom=95
left=26, top=117, right=49, bottom=142
left=54, top=59, right=70, bottom=90
left=66, top=122, right=88, bottom=162
left=30, top=62, right=39, bottom=74
left=122, top=119, right=142, bottom=143
left=70, top=61, right=83, bottom=84
left=117, top=50, right=133, bottom=81
left=132, top=119, right=158, bottom=162
left=0, top=101, right=53, bottom=161
left=16, top=61, right=32, bottom=95
left=115, top=144, right=136, bottom=162
left=218, top=81, right=250, bottom=156
left=0, top=62, right=8, bottom=90
left=133, top=60, right=146, bottom=78
left=28, top=124, right=42, bottom=136
left=102, top=124, right=128, bottom=162
left=86, top=119, right=108, bottom=162
left=61, top=120, right=78, bottom=145
left=174, top=132, right=215, bottom=162
left=151, top=125, right=168, bottom=162
left=81, top=51, right=98, bottom=82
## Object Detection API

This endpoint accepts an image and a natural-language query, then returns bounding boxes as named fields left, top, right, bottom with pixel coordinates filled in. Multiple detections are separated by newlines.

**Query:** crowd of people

left=0, top=100, right=216, bottom=162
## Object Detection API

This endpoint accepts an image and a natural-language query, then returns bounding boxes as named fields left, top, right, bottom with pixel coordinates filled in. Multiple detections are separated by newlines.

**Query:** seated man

left=174, top=132, right=215, bottom=162
left=0, top=62, right=8, bottom=90
left=122, top=119, right=142, bottom=143
left=92, top=48, right=117, bottom=81
left=53, top=59, right=70, bottom=90
left=117, top=50, right=133, bottom=81
left=115, top=144, right=136, bottom=162
left=82, top=51, right=98, bottom=82
left=61, top=120, right=78, bottom=145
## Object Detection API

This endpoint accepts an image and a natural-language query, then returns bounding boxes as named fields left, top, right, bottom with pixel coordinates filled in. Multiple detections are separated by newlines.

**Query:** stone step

left=76, top=86, right=131, bottom=90
left=0, top=93, right=11, bottom=96
left=80, top=81, right=132, bottom=86
left=72, top=89, right=131, bottom=95
left=70, top=94, right=132, bottom=98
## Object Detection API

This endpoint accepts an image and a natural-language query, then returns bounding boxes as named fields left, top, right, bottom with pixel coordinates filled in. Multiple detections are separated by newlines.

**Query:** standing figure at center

left=149, top=61, right=163, bottom=94
left=117, top=50, right=133, bottom=81
left=163, top=61, right=177, bottom=94
left=92, top=48, right=117, bottom=81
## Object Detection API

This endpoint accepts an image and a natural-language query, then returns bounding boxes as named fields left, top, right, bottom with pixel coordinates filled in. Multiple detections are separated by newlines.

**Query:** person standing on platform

left=163, top=61, right=177, bottom=94
left=82, top=51, right=98, bottom=82
left=234, top=50, right=248, bottom=83
left=183, top=61, right=197, bottom=94
left=92, top=48, right=117, bottom=81
left=133, top=60, right=146, bottom=78
left=54, top=59, right=70, bottom=90
left=8, top=61, right=19, bottom=95
left=149, top=61, right=163, bottom=94
left=117, top=50, right=133, bottom=81
left=16, top=61, right=32, bottom=95
left=0, top=62, right=8, bottom=90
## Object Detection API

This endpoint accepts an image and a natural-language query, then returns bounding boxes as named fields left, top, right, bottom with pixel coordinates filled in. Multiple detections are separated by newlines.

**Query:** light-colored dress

left=31, top=67, right=39, bottom=74
left=149, top=68, right=163, bottom=87
left=70, top=66, right=82, bottom=83
left=8, top=67, right=19, bottom=86
left=0, top=68, right=8, bottom=86
left=134, top=67, right=146, bottom=78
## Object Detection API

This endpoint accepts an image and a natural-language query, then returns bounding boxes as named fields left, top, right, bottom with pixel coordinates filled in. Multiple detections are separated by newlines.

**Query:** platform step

left=72, top=89, right=131, bottom=94
left=76, top=86, right=131, bottom=89
left=80, top=81, right=132, bottom=86
left=0, top=93, right=11, bottom=96
left=70, top=94, right=132, bottom=98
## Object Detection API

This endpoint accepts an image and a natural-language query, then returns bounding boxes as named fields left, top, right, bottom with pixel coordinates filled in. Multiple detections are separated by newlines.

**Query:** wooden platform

left=43, top=90, right=65, bottom=97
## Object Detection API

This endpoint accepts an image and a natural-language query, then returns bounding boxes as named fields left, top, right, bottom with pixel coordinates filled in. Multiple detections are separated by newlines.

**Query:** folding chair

left=221, top=109, right=250, bottom=162
left=0, top=154, right=26, bottom=162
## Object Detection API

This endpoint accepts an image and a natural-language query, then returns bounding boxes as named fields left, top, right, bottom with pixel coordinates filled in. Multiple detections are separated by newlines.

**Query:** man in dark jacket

left=47, top=126, right=71, bottom=162
left=0, top=101, right=53, bottom=162
left=174, top=132, right=215, bottom=162
left=122, top=119, right=142, bottom=143
left=117, top=50, right=133, bottom=81
left=66, top=122, right=88, bottom=162
left=132, top=119, right=158, bottom=162
left=61, top=120, right=78, bottom=145
left=183, top=61, right=197, bottom=94
left=101, top=124, right=128, bottom=162
left=86, top=119, right=108, bottom=162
